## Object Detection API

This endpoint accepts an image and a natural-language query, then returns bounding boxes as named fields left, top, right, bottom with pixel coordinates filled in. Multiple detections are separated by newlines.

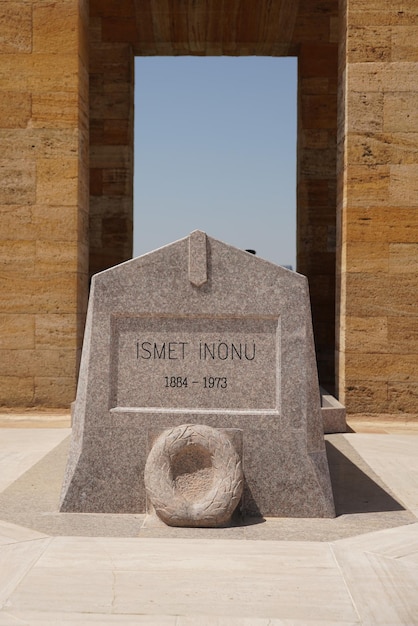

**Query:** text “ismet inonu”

left=135, top=340, right=257, bottom=389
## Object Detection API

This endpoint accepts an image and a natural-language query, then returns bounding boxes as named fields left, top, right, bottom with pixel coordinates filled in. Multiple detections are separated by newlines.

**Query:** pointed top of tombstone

left=188, top=230, right=208, bottom=287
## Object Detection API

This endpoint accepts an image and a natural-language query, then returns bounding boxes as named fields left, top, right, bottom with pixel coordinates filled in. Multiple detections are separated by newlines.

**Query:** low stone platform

left=0, top=415, right=417, bottom=624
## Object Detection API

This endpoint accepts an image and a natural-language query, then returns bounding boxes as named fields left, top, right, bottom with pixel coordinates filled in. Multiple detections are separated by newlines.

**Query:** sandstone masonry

left=1, top=0, right=417, bottom=416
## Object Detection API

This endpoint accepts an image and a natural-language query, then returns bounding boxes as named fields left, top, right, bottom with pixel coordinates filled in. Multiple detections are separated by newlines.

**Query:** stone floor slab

left=1, top=433, right=415, bottom=541
left=0, top=429, right=70, bottom=493
left=332, top=523, right=418, bottom=625
left=176, top=619, right=360, bottom=626
left=0, top=612, right=26, bottom=624
left=0, top=423, right=418, bottom=623
left=345, top=434, right=418, bottom=515
left=0, top=538, right=51, bottom=609
left=4, top=538, right=359, bottom=623
left=2, top=612, right=176, bottom=625
left=0, top=521, right=47, bottom=546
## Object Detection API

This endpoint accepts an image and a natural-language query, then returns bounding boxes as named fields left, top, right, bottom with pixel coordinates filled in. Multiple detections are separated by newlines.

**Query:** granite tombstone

left=60, top=231, right=335, bottom=520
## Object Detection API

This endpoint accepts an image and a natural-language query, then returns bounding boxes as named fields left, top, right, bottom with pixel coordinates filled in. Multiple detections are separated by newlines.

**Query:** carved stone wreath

left=144, top=424, right=243, bottom=527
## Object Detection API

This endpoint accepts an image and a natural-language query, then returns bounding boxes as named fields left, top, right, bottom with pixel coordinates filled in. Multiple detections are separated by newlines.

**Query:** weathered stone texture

left=88, top=11, right=134, bottom=277
left=297, top=31, right=338, bottom=391
left=61, top=232, right=335, bottom=518
left=1, top=0, right=417, bottom=415
left=145, top=424, right=244, bottom=527
left=0, top=92, right=31, bottom=129
left=0, top=3, right=32, bottom=54
left=0, top=0, right=89, bottom=407
left=337, top=0, right=418, bottom=414
left=0, top=314, right=35, bottom=350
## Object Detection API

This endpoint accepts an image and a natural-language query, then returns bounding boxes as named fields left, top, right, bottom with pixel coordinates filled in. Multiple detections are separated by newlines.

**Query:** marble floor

left=0, top=416, right=417, bottom=625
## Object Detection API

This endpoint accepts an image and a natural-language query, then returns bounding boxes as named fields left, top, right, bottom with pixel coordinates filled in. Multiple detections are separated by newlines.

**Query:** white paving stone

left=332, top=523, right=418, bottom=625
left=6, top=542, right=114, bottom=615
left=113, top=568, right=357, bottom=621
left=95, top=537, right=338, bottom=571
left=175, top=619, right=360, bottom=626
left=1, top=612, right=176, bottom=625
left=0, top=521, right=47, bottom=547
left=0, top=611, right=26, bottom=624
left=0, top=429, right=70, bottom=493
left=0, top=539, right=51, bottom=609
left=5, top=537, right=359, bottom=622
left=0, top=427, right=417, bottom=623
left=345, top=434, right=418, bottom=515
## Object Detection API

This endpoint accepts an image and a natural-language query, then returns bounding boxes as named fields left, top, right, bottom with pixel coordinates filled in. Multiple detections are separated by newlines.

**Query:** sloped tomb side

left=60, top=231, right=335, bottom=518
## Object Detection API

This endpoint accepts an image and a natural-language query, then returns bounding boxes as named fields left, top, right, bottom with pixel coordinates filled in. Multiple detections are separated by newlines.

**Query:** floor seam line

left=328, top=541, right=363, bottom=624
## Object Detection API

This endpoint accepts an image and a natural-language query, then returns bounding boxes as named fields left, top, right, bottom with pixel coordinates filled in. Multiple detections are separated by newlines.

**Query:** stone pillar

left=297, top=41, right=338, bottom=392
left=337, top=0, right=418, bottom=413
left=88, top=11, right=134, bottom=276
left=0, top=0, right=89, bottom=407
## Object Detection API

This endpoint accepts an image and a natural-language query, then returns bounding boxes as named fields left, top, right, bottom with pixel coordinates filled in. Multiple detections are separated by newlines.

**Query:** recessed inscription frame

left=61, top=232, right=335, bottom=518
left=110, top=315, right=281, bottom=412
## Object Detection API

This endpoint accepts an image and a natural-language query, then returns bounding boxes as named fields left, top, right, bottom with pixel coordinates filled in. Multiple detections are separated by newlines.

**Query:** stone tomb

left=60, top=231, right=335, bottom=520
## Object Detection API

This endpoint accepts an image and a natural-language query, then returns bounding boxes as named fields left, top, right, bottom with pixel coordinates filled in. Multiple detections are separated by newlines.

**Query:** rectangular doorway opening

left=134, top=57, right=297, bottom=269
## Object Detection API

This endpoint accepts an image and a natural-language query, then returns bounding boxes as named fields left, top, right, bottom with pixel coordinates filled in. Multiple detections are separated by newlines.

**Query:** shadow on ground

left=326, top=438, right=405, bottom=515
left=0, top=433, right=415, bottom=540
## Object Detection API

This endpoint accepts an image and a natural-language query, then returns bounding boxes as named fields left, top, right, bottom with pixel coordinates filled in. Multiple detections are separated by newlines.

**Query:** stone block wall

left=88, top=3, right=134, bottom=276
left=1, top=0, right=417, bottom=415
left=337, top=0, right=418, bottom=413
left=296, top=0, right=339, bottom=392
left=0, top=0, right=89, bottom=406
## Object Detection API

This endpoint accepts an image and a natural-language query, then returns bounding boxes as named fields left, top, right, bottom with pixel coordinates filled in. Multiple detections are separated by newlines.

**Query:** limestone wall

left=0, top=0, right=89, bottom=406
left=337, top=0, right=418, bottom=413
left=89, top=5, right=134, bottom=276
left=296, top=0, right=339, bottom=392
left=1, top=0, right=417, bottom=415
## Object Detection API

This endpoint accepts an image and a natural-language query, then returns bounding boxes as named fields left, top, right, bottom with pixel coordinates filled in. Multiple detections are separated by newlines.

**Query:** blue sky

left=134, top=56, right=297, bottom=268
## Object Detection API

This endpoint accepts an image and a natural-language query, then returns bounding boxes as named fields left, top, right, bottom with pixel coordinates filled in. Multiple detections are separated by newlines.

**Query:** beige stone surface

left=345, top=354, right=418, bottom=382
left=0, top=411, right=71, bottom=428
left=389, top=243, right=418, bottom=273
left=345, top=241, right=389, bottom=273
left=0, top=160, right=36, bottom=205
left=31, top=92, right=80, bottom=128
left=145, top=424, right=244, bottom=527
left=342, top=206, right=418, bottom=244
left=35, top=241, right=81, bottom=276
left=297, top=36, right=338, bottom=392
left=337, top=1, right=418, bottom=413
left=392, top=25, right=418, bottom=61
left=0, top=378, right=35, bottom=407
left=0, top=427, right=70, bottom=491
left=1, top=275, right=79, bottom=314
left=0, top=0, right=89, bottom=408
left=0, top=92, right=31, bottom=129
left=384, top=93, right=418, bottom=133
left=1, top=0, right=417, bottom=414
left=31, top=205, right=86, bottom=242
left=1, top=423, right=418, bottom=623
left=333, top=523, right=418, bottom=625
left=32, top=1, right=79, bottom=55
left=388, top=383, right=418, bottom=414
left=36, top=158, right=80, bottom=206
left=388, top=317, right=418, bottom=353
left=1, top=349, right=76, bottom=380
left=0, top=315, right=35, bottom=350
left=0, top=2, right=32, bottom=54
left=35, top=314, right=81, bottom=350
left=88, top=33, right=134, bottom=277
left=343, top=380, right=389, bottom=414
left=34, top=377, right=81, bottom=406
left=346, top=132, right=418, bottom=166
left=61, top=233, right=335, bottom=518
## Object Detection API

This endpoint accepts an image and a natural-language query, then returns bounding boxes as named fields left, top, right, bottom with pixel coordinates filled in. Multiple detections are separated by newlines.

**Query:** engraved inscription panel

left=112, top=317, right=279, bottom=410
